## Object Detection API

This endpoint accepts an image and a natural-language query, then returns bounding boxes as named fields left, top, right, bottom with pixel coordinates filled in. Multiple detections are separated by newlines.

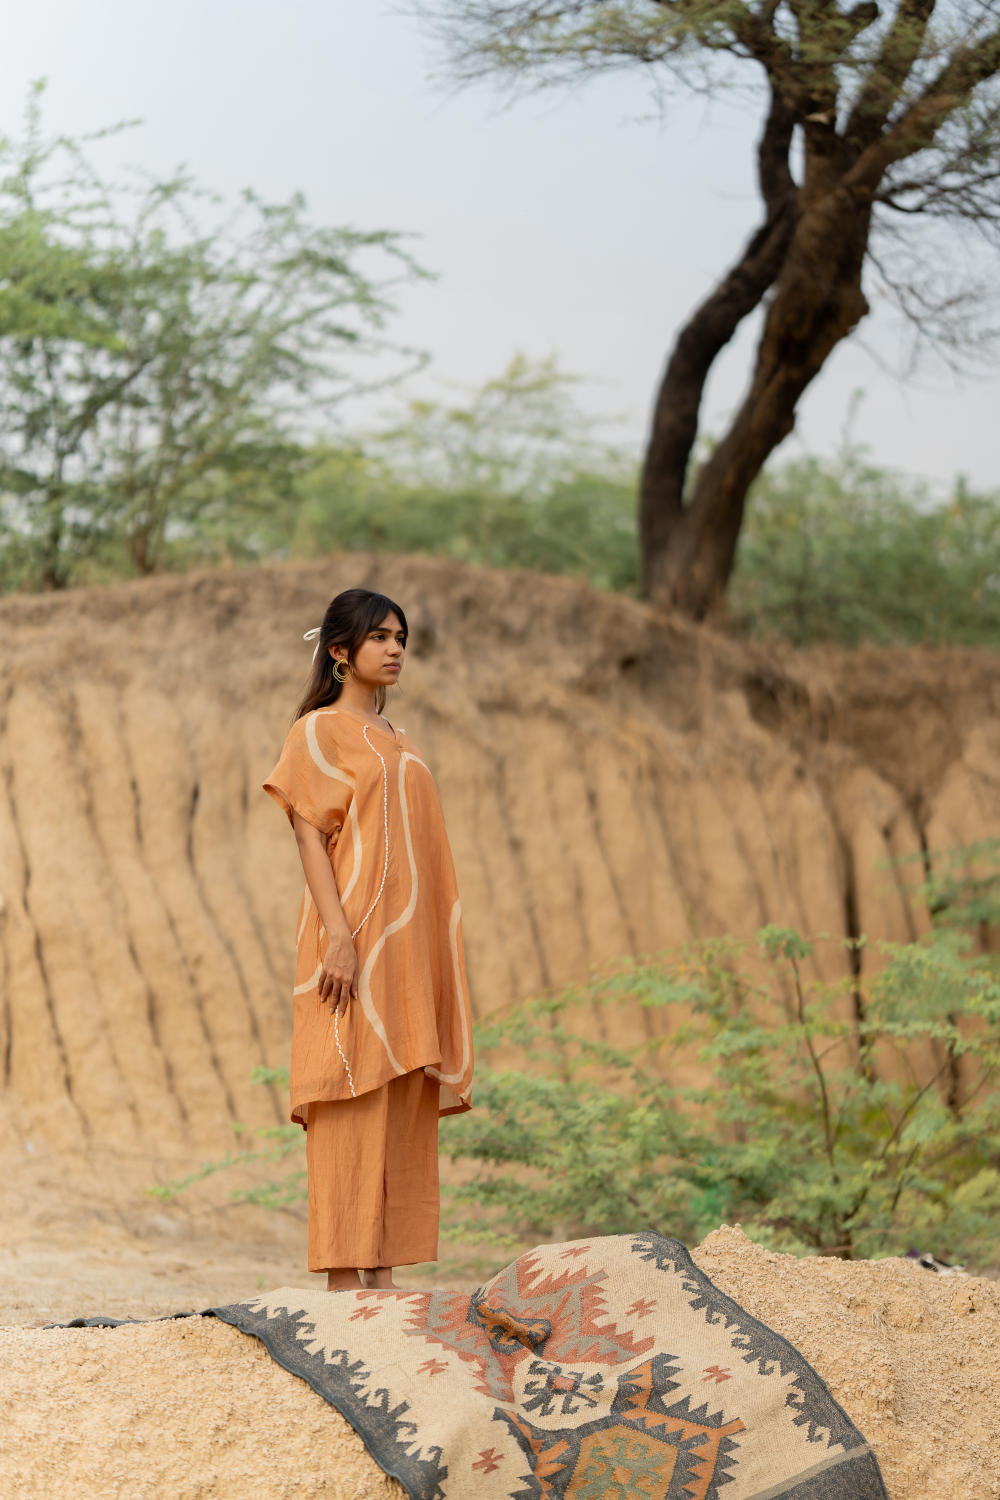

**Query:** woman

left=263, top=587, right=474, bottom=1291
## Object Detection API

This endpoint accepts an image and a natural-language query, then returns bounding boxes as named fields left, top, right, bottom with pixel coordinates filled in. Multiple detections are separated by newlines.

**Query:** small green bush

left=730, top=452, right=1000, bottom=647
left=445, top=923, right=1000, bottom=1264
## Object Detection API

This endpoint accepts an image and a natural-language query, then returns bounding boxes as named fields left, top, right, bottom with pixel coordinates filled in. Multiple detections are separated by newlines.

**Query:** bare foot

left=361, top=1268, right=397, bottom=1289
left=326, top=1269, right=362, bottom=1292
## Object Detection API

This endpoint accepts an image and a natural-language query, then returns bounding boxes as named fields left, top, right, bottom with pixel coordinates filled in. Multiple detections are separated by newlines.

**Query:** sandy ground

left=0, top=1145, right=465, bottom=1329
left=696, top=1226, right=1000, bottom=1500
left=0, top=1146, right=459, bottom=1499
left=3, top=1157, right=999, bottom=1500
left=2, top=1315, right=406, bottom=1500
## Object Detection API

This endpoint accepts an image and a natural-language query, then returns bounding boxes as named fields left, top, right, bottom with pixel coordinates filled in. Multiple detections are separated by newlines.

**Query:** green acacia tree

left=444, top=923, right=1000, bottom=1263
left=0, top=86, right=428, bottom=589
left=413, top=0, right=1000, bottom=618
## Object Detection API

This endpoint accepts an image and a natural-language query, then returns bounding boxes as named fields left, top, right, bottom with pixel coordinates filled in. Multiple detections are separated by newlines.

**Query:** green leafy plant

left=445, top=925, right=1000, bottom=1263
left=912, top=838, right=1000, bottom=932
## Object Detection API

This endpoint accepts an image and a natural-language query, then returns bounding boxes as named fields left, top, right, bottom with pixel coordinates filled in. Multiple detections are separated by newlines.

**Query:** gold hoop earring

left=331, top=658, right=350, bottom=683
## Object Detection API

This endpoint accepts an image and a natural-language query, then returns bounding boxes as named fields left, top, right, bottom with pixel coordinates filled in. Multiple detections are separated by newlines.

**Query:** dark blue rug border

left=629, top=1232, right=888, bottom=1499
left=211, top=1297, right=447, bottom=1499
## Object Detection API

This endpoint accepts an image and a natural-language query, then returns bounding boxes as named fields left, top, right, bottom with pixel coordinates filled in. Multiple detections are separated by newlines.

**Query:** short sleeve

left=262, top=712, right=353, bottom=835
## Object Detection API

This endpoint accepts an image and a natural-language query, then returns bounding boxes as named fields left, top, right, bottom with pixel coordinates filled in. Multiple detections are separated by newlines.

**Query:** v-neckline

left=336, top=705, right=399, bottom=743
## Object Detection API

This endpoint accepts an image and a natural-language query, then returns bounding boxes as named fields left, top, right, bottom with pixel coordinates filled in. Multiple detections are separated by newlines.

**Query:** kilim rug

left=212, top=1231, right=888, bottom=1500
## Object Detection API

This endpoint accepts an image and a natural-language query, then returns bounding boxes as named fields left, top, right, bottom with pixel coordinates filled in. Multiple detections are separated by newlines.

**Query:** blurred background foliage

left=8, top=323, right=999, bottom=651
left=280, top=404, right=1000, bottom=650
left=0, top=85, right=426, bottom=593
left=730, top=452, right=1000, bottom=648
left=3, top=94, right=999, bottom=649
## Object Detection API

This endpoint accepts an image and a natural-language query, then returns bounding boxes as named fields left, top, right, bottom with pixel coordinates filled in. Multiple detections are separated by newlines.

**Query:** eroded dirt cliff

left=1, top=553, right=998, bottom=1169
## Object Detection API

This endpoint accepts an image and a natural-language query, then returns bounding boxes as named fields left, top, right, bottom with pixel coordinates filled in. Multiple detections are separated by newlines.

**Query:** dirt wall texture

left=1, top=552, right=999, bottom=1167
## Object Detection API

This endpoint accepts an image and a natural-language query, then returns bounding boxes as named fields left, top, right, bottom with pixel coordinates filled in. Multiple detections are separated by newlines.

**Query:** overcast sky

left=2, top=0, right=998, bottom=492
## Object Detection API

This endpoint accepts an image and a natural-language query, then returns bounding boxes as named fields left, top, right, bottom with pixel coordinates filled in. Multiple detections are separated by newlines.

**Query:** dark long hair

left=294, top=588, right=408, bottom=721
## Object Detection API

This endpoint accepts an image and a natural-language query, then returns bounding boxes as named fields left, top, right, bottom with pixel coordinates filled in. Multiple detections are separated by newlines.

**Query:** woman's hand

left=319, top=930, right=358, bottom=1017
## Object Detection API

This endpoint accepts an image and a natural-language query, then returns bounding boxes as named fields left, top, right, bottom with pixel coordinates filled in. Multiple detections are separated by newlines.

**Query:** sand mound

left=2, top=1313, right=402, bottom=1500
left=2, top=1228, right=997, bottom=1499
left=697, top=1227, right=1000, bottom=1500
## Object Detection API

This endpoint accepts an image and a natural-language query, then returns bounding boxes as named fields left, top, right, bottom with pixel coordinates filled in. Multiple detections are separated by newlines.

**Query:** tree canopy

left=0, top=86, right=427, bottom=588
left=413, top=0, right=1000, bottom=615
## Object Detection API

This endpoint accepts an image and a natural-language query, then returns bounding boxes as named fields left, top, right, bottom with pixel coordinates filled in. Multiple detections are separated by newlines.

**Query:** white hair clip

left=303, top=626, right=321, bottom=661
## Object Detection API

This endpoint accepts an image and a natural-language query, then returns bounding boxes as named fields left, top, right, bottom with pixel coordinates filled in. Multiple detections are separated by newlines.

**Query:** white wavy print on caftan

left=293, top=890, right=321, bottom=993
left=292, top=710, right=360, bottom=998
left=424, top=896, right=472, bottom=1091
left=353, top=751, right=425, bottom=1073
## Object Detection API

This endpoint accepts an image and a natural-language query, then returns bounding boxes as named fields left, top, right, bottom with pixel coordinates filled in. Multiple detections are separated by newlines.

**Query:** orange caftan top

left=263, top=706, right=474, bottom=1127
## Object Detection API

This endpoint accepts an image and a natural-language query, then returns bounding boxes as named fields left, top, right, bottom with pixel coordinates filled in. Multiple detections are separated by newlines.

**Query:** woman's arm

left=291, top=812, right=358, bottom=1017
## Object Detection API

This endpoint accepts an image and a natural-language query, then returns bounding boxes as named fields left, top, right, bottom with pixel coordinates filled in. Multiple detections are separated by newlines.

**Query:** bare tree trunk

left=637, top=208, right=795, bottom=594
left=638, top=93, right=797, bottom=603
left=642, top=186, right=871, bottom=617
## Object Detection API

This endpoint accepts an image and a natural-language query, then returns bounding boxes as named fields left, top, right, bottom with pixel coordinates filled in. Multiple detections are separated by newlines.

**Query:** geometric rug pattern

left=212, top=1232, right=889, bottom=1500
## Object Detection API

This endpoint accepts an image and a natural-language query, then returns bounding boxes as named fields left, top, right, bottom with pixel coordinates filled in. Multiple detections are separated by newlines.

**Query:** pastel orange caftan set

left=264, top=706, right=474, bottom=1270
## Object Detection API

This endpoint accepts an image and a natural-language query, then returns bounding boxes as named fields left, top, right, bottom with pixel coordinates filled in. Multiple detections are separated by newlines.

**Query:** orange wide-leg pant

left=304, top=1068, right=441, bottom=1271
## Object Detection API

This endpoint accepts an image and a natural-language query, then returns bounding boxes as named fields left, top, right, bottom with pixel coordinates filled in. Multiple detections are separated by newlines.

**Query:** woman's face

left=334, top=612, right=405, bottom=687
